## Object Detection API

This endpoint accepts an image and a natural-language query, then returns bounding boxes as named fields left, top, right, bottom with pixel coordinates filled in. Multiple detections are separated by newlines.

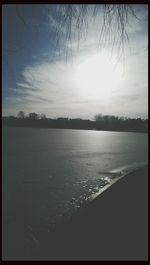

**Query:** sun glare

left=75, top=53, right=123, bottom=100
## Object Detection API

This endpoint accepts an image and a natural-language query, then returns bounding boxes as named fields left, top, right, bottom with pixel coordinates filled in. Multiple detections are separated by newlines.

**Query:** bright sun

left=75, top=53, right=122, bottom=100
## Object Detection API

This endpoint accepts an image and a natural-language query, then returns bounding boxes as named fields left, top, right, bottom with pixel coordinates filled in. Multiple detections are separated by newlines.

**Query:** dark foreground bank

left=3, top=166, right=148, bottom=260
left=38, top=166, right=148, bottom=261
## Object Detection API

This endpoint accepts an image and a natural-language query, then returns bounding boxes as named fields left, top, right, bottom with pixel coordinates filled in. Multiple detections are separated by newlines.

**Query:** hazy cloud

left=3, top=5, right=148, bottom=119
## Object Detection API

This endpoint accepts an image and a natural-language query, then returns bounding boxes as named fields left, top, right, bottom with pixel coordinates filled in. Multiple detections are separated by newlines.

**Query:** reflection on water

left=2, top=128, right=148, bottom=257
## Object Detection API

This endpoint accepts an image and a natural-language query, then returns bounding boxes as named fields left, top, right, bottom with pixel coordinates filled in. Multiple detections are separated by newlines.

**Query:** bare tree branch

left=47, top=4, right=139, bottom=59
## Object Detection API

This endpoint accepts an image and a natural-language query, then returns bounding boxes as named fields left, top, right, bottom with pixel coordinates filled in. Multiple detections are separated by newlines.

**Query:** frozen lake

left=2, top=127, right=148, bottom=257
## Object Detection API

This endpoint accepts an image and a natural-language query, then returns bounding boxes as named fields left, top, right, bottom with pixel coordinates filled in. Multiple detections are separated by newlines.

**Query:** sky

left=2, top=4, right=148, bottom=119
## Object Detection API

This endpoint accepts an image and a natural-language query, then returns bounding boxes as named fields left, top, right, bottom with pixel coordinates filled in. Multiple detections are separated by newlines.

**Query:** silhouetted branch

left=48, top=4, right=138, bottom=58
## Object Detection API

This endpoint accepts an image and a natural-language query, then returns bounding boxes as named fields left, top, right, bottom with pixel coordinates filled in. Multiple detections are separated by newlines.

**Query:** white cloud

left=3, top=5, right=148, bottom=119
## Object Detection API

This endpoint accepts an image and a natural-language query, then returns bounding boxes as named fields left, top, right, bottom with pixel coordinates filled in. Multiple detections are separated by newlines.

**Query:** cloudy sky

left=2, top=4, right=148, bottom=119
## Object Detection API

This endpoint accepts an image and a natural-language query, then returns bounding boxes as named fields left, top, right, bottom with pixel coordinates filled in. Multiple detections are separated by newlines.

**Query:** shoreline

left=3, top=165, right=148, bottom=260
left=90, top=162, right=148, bottom=201
left=38, top=165, right=148, bottom=261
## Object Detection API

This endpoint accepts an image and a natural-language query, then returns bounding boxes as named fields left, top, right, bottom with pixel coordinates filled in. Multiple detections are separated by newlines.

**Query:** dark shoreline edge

left=3, top=165, right=148, bottom=261
left=2, top=119, right=148, bottom=134
left=37, top=165, right=148, bottom=261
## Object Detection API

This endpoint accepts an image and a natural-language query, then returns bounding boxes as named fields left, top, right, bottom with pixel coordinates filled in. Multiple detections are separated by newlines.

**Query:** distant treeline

left=2, top=112, right=148, bottom=133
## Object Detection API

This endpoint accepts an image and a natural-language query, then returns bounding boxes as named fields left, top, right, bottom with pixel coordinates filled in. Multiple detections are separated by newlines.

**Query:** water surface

left=2, top=127, right=148, bottom=257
